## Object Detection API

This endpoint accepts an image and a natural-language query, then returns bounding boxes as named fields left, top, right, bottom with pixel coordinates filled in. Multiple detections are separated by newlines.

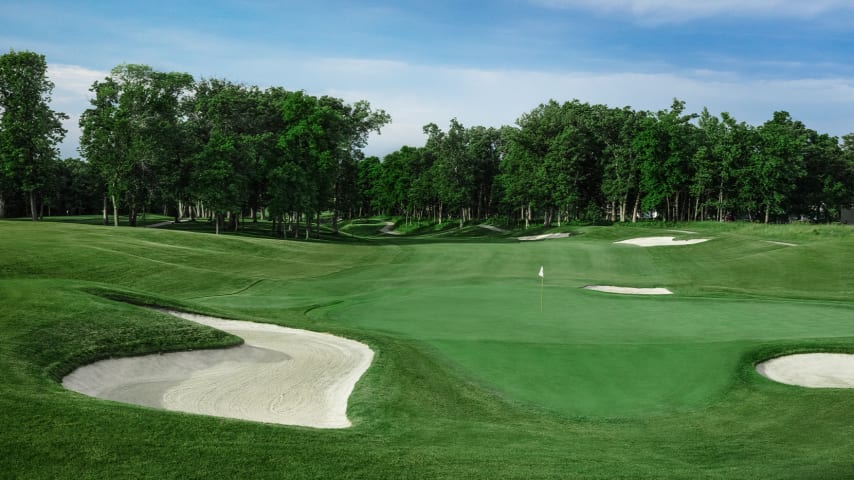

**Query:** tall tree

left=79, top=76, right=121, bottom=225
left=599, top=106, right=643, bottom=222
left=426, top=119, right=478, bottom=227
left=466, top=125, right=502, bottom=219
left=0, top=49, right=67, bottom=220
left=635, top=99, right=697, bottom=221
left=749, top=111, right=807, bottom=223
left=189, top=79, right=257, bottom=234
left=80, top=64, right=192, bottom=226
left=320, top=97, right=389, bottom=233
left=787, top=129, right=854, bottom=223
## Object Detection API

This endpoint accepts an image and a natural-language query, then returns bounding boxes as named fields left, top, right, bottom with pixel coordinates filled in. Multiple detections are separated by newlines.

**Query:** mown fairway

left=2, top=219, right=854, bottom=479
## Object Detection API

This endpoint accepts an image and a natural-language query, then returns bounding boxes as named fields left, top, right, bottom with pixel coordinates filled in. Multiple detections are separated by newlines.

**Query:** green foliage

left=0, top=49, right=67, bottom=220
left=10, top=50, right=854, bottom=232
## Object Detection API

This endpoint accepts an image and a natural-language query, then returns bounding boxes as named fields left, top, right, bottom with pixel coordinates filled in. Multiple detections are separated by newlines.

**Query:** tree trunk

left=0, top=192, right=5, bottom=218
left=694, top=196, right=700, bottom=222
left=29, top=191, right=38, bottom=221
left=129, top=205, right=137, bottom=227
left=764, top=205, right=770, bottom=224
left=631, top=192, right=640, bottom=223
left=524, top=203, right=530, bottom=230
left=101, top=196, right=108, bottom=225
left=111, top=195, right=119, bottom=227
left=619, top=192, right=627, bottom=223
left=332, top=209, right=339, bottom=234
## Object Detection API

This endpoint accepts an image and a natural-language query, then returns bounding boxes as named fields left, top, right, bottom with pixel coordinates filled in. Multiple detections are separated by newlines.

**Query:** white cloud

left=48, top=64, right=107, bottom=159
left=531, top=0, right=854, bottom=23
left=310, top=59, right=854, bottom=157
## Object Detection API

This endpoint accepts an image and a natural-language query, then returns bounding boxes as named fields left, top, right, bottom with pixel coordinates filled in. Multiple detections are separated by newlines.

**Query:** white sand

left=615, top=236, right=710, bottom=247
left=584, top=285, right=673, bottom=295
left=62, top=310, right=374, bottom=428
left=666, top=229, right=697, bottom=234
left=478, top=224, right=509, bottom=233
left=756, top=353, right=854, bottom=388
left=764, top=240, right=798, bottom=247
left=380, top=221, right=401, bottom=235
left=516, top=233, right=571, bottom=241
left=146, top=221, right=174, bottom=228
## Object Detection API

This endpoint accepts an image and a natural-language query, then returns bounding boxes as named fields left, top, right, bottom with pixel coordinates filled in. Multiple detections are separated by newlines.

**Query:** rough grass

left=1, top=219, right=854, bottom=478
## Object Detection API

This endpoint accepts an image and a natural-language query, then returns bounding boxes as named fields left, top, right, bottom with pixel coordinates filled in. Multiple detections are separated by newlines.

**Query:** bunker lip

left=756, top=353, right=854, bottom=388
left=584, top=286, right=673, bottom=295
left=62, top=310, right=374, bottom=429
left=615, top=236, right=710, bottom=247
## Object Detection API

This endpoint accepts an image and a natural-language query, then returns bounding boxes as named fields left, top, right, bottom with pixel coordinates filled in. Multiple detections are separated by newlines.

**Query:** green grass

left=2, top=219, right=854, bottom=478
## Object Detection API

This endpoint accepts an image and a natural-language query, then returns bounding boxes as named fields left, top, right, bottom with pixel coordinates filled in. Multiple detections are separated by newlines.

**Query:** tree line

left=364, top=100, right=854, bottom=226
left=0, top=50, right=390, bottom=237
left=2, top=49, right=853, bottom=235
left=79, top=64, right=389, bottom=236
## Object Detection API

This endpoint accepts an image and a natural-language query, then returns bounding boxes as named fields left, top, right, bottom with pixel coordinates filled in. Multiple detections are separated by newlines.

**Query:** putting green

left=311, top=282, right=854, bottom=417
left=188, top=226, right=854, bottom=417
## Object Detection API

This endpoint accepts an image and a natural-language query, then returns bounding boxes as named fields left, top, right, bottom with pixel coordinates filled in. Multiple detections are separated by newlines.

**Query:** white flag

left=538, top=266, right=544, bottom=278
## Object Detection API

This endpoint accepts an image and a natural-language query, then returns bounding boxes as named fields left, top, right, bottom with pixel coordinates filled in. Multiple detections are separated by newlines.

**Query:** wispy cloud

left=530, top=0, right=854, bottom=23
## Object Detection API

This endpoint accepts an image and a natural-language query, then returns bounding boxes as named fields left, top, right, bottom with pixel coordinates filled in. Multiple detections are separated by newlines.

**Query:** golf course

left=2, top=218, right=853, bottom=478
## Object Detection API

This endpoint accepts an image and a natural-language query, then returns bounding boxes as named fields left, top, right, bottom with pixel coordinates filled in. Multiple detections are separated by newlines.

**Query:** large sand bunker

left=584, top=286, right=673, bottom=295
left=62, top=310, right=373, bottom=428
left=756, top=353, right=854, bottom=388
left=615, top=236, right=710, bottom=247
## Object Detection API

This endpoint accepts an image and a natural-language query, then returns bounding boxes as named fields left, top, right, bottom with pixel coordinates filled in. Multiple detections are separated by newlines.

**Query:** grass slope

left=1, top=219, right=854, bottom=478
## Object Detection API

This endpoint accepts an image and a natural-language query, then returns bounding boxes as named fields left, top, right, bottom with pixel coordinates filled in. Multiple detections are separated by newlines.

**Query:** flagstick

left=539, top=275, right=543, bottom=313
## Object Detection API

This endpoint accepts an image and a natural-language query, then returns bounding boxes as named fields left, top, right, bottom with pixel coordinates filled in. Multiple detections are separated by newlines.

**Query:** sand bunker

left=756, top=353, right=854, bottom=388
left=380, top=221, right=401, bottom=235
left=615, top=236, right=710, bottom=247
left=764, top=240, right=797, bottom=247
left=517, top=233, right=571, bottom=241
left=478, top=224, right=509, bottom=233
left=584, top=286, right=673, bottom=295
left=62, top=310, right=373, bottom=428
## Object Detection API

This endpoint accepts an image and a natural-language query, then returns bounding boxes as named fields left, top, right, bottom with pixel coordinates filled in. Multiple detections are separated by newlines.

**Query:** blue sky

left=3, top=0, right=854, bottom=158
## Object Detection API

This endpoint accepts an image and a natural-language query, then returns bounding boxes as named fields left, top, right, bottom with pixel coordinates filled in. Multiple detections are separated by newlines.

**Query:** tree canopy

left=0, top=49, right=67, bottom=220
left=2, top=53, right=853, bottom=230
